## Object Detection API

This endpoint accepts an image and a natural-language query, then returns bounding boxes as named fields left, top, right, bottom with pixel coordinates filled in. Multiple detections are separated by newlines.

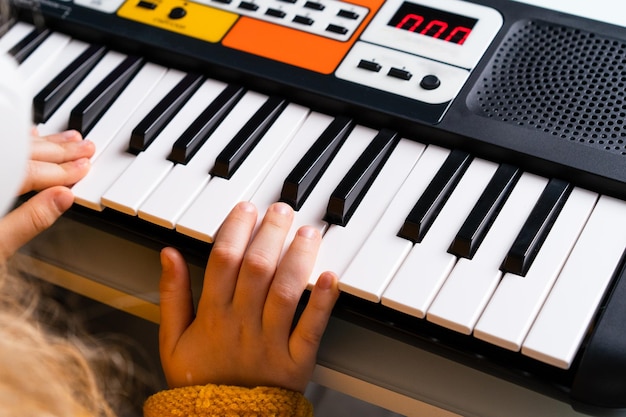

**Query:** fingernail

left=79, top=139, right=95, bottom=152
left=54, top=188, right=74, bottom=213
left=62, top=130, right=82, bottom=141
left=160, top=248, right=175, bottom=272
left=237, top=201, right=256, bottom=213
left=298, top=225, right=319, bottom=240
left=271, top=201, right=292, bottom=216
left=316, top=272, right=334, bottom=290
left=73, top=157, right=91, bottom=168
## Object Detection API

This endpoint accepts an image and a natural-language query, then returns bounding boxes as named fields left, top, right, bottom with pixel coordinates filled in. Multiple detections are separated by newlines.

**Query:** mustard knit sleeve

left=143, top=384, right=314, bottom=417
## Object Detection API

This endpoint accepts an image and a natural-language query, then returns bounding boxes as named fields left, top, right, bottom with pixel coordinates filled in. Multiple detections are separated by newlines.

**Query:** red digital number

left=445, top=26, right=471, bottom=44
left=420, top=19, right=448, bottom=38
left=394, top=13, right=472, bottom=44
left=396, top=13, right=424, bottom=32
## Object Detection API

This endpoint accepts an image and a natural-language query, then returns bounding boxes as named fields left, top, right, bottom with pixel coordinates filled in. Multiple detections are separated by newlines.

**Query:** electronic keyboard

left=4, top=0, right=626, bottom=414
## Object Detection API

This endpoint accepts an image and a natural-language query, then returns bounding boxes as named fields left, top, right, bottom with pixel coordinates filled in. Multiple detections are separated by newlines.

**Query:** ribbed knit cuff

left=143, top=384, right=314, bottom=417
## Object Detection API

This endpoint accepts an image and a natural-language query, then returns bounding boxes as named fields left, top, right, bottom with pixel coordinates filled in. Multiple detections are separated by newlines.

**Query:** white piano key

left=340, top=145, right=450, bottom=302
left=248, top=112, right=334, bottom=227
left=82, top=61, right=167, bottom=161
left=138, top=89, right=266, bottom=228
left=19, top=32, right=71, bottom=95
left=101, top=77, right=225, bottom=215
left=176, top=103, right=308, bottom=242
left=0, top=22, right=33, bottom=53
left=314, top=138, right=425, bottom=286
left=26, top=39, right=90, bottom=99
left=474, top=187, right=597, bottom=351
left=426, top=172, right=547, bottom=334
left=380, top=158, right=498, bottom=314
left=522, top=195, right=626, bottom=369
left=323, top=129, right=399, bottom=227
left=37, top=50, right=126, bottom=136
left=397, top=149, right=472, bottom=244
left=285, top=125, right=373, bottom=273
left=71, top=66, right=177, bottom=210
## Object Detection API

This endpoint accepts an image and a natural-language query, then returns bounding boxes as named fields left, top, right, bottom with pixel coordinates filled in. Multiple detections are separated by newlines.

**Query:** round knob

left=169, top=7, right=187, bottom=19
left=420, top=74, right=441, bottom=90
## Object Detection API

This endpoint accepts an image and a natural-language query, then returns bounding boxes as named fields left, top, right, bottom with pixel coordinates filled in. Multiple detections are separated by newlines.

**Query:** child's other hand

left=158, top=202, right=340, bottom=393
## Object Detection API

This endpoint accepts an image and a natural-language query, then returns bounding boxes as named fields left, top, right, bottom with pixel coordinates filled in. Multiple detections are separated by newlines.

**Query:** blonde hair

left=0, top=5, right=154, bottom=416
left=0, top=262, right=122, bottom=417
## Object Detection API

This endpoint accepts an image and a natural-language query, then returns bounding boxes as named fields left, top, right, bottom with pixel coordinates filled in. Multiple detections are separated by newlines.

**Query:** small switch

left=337, top=9, right=359, bottom=19
left=293, top=15, right=314, bottom=25
left=388, top=67, right=412, bottom=80
left=137, top=0, right=157, bottom=9
left=238, top=1, right=258, bottom=10
left=265, top=8, right=286, bottom=18
left=357, top=59, right=381, bottom=72
left=304, top=1, right=325, bottom=10
left=420, top=74, right=441, bottom=90
left=168, top=7, right=186, bottom=19
left=326, top=24, right=348, bottom=35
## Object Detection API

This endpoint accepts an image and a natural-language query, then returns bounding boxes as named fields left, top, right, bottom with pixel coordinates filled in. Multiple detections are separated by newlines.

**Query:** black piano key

left=168, top=84, right=245, bottom=164
left=280, top=116, right=354, bottom=210
left=448, top=164, right=521, bottom=259
left=7, top=27, right=49, bottom=64
left=211, top=96, right=287, bottom=179
left=68, top=55, right=144, bottom=135
left=129, top=72, right=204, bottom=154
left=324, top=129, right=399, bottom=226
left=501, top=178, right=572, bottom=276
left=33, top=44, right=107, bottom=124
left=398, top=149, right=472, bottom=243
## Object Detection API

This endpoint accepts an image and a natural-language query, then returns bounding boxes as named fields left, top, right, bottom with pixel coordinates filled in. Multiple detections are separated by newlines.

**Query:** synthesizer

left=3, top=0, right=626, bottom=414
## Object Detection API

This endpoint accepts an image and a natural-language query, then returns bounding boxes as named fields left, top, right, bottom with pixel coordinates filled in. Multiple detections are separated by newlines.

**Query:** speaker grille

left=469, top=20, right=626, bottom=156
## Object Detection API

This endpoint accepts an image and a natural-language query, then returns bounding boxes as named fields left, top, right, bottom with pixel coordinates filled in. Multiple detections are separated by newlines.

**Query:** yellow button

left=117, top=0, right=238, bottom=43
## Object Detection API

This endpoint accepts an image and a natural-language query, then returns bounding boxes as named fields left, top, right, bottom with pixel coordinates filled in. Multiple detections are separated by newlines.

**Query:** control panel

left=336, top=0, right=502, bottom=103
left=70, top=0, right=503, bottom=114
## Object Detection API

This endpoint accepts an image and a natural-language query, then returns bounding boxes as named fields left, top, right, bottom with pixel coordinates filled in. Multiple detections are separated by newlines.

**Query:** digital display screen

left=388, top=2, right=478, bottom=45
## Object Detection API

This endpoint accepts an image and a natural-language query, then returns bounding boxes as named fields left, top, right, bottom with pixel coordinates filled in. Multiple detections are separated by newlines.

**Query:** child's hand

left=18, top=129, right=94, bottom=195
left=0, top=130, right=94, bottom=259
left=158, top=202, right=340, bottom=393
